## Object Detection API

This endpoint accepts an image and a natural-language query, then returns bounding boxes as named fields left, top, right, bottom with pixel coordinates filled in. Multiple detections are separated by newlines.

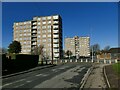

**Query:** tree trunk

left=39, top=55, right=43, bottom=65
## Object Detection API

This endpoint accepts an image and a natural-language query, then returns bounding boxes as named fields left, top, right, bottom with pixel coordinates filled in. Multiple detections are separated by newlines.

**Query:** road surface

left=2, top=63, right=92, bottom=89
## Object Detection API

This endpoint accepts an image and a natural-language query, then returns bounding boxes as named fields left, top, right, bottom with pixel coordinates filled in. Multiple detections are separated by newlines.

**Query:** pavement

left=83, top=63, right=107, bottom=88
left=2, top=62, right=92, bottom=89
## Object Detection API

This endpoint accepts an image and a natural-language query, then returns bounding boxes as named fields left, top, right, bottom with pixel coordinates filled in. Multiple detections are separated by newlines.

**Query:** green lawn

left=112, top=62, right=120, bottom=75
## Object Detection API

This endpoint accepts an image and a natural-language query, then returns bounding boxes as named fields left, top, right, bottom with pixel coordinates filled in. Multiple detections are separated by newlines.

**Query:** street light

left=92, top=45, right=93, bottom=62
left=90, top=27, right=94, bottom=63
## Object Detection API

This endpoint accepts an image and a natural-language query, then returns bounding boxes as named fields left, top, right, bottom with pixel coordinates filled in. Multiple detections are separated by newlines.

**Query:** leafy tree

left=8, top=41, right=21, bottom=54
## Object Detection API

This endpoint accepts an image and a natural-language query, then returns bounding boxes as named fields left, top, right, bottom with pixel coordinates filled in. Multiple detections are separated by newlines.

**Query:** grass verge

left=112, top=62, right=120, bottom=75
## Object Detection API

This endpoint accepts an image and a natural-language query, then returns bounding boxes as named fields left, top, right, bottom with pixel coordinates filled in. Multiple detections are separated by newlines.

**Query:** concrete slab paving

left=84, top=64, right=107, bottom=88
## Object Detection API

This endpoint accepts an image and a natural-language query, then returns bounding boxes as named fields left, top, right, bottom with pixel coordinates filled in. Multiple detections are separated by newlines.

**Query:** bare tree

left=33, top=45, right=44, bottom=65
left=0, top=47, right=7, bottom=54
left=65, top=50, right=72, bottom=59
left=90, top=44, right=100, bottom=56
left=104, top=46, right=110, bottom=51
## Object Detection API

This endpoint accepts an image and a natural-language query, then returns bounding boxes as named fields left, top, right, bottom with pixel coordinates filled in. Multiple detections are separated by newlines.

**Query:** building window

left=42, top=30, right=46, bottom=33
left=48, top=25, right=51, bottom=29
left=42, top=17, right=46, bottom=20
left=38, top=35, right=40, bottom=38
left=48, top=34, right=51, bottom=37
left=38, top=31, right=40, bottom=34
left=20, top=34, right=22, bottom=36
left=53, top=15, right=59, bottom=19
left=24, top=22, right=26, bottom=24
left=48, top=29, right=51, bottom=33
left=38, top=22, right=41, bottom=25
left=16, top=23, right=18, bottom=25
left=38, top=18, right=41, bottom=21
left=24, top=33, right=26, bottom=36
left=42, top=35, right=46, bottom=38
left=38, top=40, right=40, bottom=42
left=42, top=22, right=46, bottom=24
left=48, top=44, right=51, bottom=47
left=24, top=30, right=26, bottom=32
left=33, top=17, right=37, bottom=20
left=47, top=16, right=51, bottom=20
left=48, top=38, right=51, bottom=42
left=42, top=26, right=46, bottom=29
left=43, top=39, right=46, bottom=42
left=48, top=21, right=51, bottom=24
left=20, top=38, right=22, bottom=40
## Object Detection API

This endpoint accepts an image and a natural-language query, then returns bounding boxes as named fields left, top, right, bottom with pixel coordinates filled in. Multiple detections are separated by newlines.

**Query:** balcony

left=53, top=49, right=59, bottom=53
left=32, top=42, right=37, bottom=45
left=53, top=30, right=59, bottom=33
left=53, top=44, right=59, bottom=47
left=32, top=30, right=37, bottom=33
left=53, top=26, right=58, bottom=29
left=53, top=21, right=59, bottom=25
left=32, top=38, right=37, bottom=41
left=53, top=39, right=59, bottom=43
left=32, top=35, right=37, bottom=37
left=54, top=53, right=59, bottom=57
left=53, top=35, right=59, bottom=38
left=32, top=26, right=37, bottom=29
left=53, top=15, right=59, bottom=19
left=32, top=22, right=37, bottom=25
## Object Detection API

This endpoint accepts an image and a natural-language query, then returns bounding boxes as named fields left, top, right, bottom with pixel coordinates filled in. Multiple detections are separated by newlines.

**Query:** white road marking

left=58, top=66, right=69, bottom=69
left=52, top=69, right=57, bottom=71
left=51, top=69, right=59, bottom=72
left=42, top=74, right=49, bottom=76
left=36, top=74, right=43, bottom=76
left=2, top=79, right=26, bottom=87
left=2, top=83, right=12, bottom=87
left=26, top=80, right=32, bottom=83
left=14, top=84, right=25, bottom=88
left=36, top=74, right=48, bottom=77
left=77, top=67, right=85, bottom=72
left=34, top=66, right=85, bottom=88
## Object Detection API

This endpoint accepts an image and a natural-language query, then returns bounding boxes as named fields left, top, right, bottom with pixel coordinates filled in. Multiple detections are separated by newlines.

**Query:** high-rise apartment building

left=13, top=15, right=63, bottom=61
left=65, top=36, right=90, bottom=57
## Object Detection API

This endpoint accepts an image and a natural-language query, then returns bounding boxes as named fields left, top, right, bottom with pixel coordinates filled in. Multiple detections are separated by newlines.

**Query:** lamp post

left=92, top=46, right=93, bottom=62
left=90, top=27, right=93, bottom=63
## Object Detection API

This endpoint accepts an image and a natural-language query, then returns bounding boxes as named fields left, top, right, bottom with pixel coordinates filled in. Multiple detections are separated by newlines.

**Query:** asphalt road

left=2, top=62, right=92, bottom=90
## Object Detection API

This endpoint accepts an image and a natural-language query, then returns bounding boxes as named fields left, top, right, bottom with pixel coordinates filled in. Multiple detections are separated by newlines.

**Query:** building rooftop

left=108, top=48, right=120, bottom=53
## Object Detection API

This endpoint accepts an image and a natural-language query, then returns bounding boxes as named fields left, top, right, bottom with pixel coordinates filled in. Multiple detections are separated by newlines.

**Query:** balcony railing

left=32, top=31, right=37, bottom=33
left=53, top=35, right=59, bottom=38
left=32, top=38, right=37, bottom=41
left=53, top=30, right=59, bottom=33
left=53, top=44, right=59, bottom=47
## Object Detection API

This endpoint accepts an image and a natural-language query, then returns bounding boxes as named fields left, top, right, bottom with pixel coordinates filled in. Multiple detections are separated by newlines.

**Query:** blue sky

left=2, top=2, right=118, bottom=49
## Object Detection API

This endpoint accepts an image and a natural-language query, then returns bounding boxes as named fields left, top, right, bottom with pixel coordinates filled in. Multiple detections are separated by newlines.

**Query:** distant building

left=65, top=36, right=90, bottom=57
left=108, top=48, right=120, bottom=60
left=13, top=15, right=63, bottom=62
left=97, top=48, right=120, bottom=63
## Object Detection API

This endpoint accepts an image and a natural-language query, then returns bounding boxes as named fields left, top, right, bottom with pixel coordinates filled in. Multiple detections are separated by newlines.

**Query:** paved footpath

left=84, top=64, right=107, bottom=88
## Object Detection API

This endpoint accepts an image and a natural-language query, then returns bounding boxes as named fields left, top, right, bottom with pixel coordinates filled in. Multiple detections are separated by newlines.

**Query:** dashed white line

left=14, top=84, right=25, bottom=88
left=36, top=74, right=43, bottom=76
left=26, top=80, right=32, bottom=83
left=2, top=79, right=26, bottom=87
left=36, top=74, right=48, bottom=77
